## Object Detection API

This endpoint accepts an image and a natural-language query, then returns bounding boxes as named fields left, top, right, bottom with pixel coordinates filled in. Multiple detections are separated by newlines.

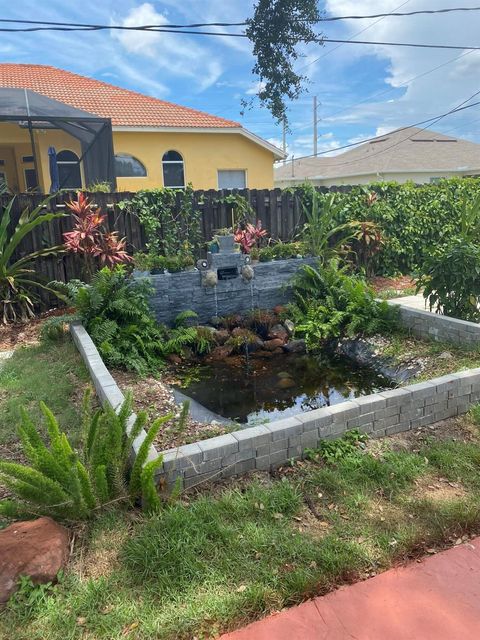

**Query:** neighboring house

left=275, top=127, right=480, bottom=188
left=0, top=64, right=285, bottom=193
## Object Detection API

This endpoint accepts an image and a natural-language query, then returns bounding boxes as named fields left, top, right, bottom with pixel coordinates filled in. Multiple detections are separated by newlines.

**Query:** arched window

left=115, top=154, right=147, bottom=178
left=162, top=150, right=185, bottom=188
left=57, top=150, right=82, bottom=189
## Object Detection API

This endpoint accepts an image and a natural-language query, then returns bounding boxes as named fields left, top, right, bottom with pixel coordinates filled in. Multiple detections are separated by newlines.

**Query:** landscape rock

left=0, top=517, right=70, bottom=604
left=264, top=338, right=285, bottom=352
left=273, top=305, right=287, bottom=315
left=268, top=324, right=288, bottom=343
left=283, top=339, right=307, bottom=354
left=209, top=345, right=234, bottom=361
left=438, top=351, right=453, bottom=360
left=213, top=329, right=230, bottom=345
left=251, top=350, right=274, bottom=359
left=284, top=319, right=295, bottom=336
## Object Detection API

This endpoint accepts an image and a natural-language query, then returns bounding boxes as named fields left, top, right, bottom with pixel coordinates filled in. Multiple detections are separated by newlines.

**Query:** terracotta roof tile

left=0, top=63, right=241, bottom=129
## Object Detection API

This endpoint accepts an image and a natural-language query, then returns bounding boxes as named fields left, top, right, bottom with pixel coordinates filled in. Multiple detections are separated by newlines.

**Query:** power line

left=320, top=7, right=480, bottom=21
left=297, top=0, right=411, bottom=73
left=1, top=7, right=480, bottom=30
left=278, top=97, right=480, bottom=164
left=323, top=38, right=480, bottom=51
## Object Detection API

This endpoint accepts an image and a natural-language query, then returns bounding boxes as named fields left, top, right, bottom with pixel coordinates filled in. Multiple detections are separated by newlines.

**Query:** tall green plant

left=0, top=390, right=179, bottom=521
left=0, top=191, right=64, bottom=323
left=300, top=191, right=358, bottom=264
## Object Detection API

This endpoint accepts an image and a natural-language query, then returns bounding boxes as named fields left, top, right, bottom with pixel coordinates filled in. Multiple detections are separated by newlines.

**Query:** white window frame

left=217, top=169, right=248, bottom=190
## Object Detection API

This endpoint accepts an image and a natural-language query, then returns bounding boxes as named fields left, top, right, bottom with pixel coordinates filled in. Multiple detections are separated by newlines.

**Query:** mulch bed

left=369, top=275, right=416, bottom=293
left=0, top=308, right=68, bottom=351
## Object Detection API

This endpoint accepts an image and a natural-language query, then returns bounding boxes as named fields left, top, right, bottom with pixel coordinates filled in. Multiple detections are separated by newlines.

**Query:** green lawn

left=0, top=340, right=89, bottom=447
left=2, top=416, right=480, bottom=640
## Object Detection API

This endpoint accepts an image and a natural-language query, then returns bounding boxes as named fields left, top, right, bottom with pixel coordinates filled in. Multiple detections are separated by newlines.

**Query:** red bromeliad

left=234, top=220, right=268, bottom=253
left=63, top=193, right=132, bottom=277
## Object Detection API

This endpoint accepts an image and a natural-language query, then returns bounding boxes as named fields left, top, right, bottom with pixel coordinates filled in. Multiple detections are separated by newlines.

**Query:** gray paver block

left=265, top=416, right=303, bottom=441
left=232, top=425, right=271, bottom=450
left=198, top=433, right=239, bottom=461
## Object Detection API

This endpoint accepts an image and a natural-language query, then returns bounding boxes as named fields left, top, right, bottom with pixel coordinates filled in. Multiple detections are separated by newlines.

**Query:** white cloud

left=246, top=81, right=266, bottom=96
left=322, top=0, right=480, bottom=140
left=112, top=2, right=223, bottom=91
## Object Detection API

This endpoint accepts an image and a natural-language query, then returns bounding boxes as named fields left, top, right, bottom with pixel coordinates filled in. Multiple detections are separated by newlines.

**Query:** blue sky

left=2, top=0, right=480, bottom=160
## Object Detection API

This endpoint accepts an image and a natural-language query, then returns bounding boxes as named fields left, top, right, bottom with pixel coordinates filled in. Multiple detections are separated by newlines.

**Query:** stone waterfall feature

left=139, top=244, right=314, bottom=326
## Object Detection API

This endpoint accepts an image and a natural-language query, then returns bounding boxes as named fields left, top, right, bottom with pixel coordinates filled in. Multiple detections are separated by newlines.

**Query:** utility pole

left=313, top=95, right=318, bottom=157
left=282, top=118, right=287, bottom=163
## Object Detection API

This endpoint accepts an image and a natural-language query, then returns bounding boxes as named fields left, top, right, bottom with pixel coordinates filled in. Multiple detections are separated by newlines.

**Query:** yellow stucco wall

left=113, top=131, right=274, bottom=191
left=0, top=123, right=275, bottom=192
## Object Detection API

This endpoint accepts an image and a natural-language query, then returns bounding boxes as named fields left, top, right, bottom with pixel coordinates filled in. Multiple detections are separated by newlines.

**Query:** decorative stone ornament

left=241, top=265, right=255, bottom=282
left=202, top=269, right=218, bottom=288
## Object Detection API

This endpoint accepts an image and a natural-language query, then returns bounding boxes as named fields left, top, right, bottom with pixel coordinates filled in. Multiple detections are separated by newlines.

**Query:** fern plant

left=0, top=390, right=182, bottom=521
left=291, top=260, right=398, bottom=349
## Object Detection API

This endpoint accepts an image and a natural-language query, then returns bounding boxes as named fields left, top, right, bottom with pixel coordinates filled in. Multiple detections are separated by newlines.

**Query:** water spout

left=213, top=285, right=219, bottom=318
left=250, top=281, right=255, bottom=312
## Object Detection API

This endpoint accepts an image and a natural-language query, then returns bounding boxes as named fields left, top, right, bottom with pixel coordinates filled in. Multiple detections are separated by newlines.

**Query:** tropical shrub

left=290, top=178, right=480, bottom=275
left=0, top=192, right=64, bottom=323
left=299, top=190, right=359, bottom=264
left=290, top=260, right=398, bottom=349
left=63, top=192, right=131, bottom=279
left=0, top=390, right=180, bottom=520
left=417, top=240, right=480, bottom=321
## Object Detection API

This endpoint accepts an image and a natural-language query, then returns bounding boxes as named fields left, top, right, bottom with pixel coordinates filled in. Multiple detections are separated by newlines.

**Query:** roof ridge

left=0, top=62, right=241, bottom=128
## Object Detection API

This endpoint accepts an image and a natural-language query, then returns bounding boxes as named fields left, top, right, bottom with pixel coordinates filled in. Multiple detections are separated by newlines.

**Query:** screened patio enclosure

left=0, top=88, right=116, bottom=192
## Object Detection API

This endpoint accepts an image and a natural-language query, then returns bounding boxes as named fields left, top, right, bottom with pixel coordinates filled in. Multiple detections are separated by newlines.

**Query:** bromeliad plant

left=0, top=390, right=184, bottom=520
left=0, top=190, right=64, bottom=323
left=63, top=192, right=132, bottom=279
left=234, top=220, right=268, bottom=253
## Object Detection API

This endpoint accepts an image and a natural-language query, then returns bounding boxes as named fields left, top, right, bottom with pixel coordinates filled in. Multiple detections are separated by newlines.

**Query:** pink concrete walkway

left=221, top=537, right=480, bottom=640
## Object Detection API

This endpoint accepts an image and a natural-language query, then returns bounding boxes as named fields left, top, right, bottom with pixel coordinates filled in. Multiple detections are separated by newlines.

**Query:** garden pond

left=176, top=351, right=393, bottom=425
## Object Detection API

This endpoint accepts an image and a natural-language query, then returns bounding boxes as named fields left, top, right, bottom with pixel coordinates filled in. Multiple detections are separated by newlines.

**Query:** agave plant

left=0, top=192, right=64, bottom=323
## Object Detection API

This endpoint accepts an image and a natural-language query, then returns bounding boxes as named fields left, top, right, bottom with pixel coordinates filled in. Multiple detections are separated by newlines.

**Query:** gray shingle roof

left=275, top=127, right=480, bottom=182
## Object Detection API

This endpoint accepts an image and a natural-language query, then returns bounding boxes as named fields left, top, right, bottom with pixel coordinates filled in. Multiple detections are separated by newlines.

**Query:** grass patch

left=2, top=424, right=480, bottom=640
left=0, top=340, right=89, bottom=446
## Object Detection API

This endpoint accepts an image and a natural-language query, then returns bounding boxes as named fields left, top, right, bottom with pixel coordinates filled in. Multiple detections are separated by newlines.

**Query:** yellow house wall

left=113, top=131, right=275, bottom=191
left=0, top=123, right=276, bottom=191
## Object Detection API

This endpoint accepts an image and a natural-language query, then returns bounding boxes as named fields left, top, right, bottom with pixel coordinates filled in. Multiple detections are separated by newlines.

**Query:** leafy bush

left=417, top=240, right=480, bottom=321
left=290, top=260, right=398, bottom=349
left=55, top=266, right=164, bottom=374
left=0, top=191, right=64, bottom=323
left=118, top=186, right=201, bottom=260
left=0, top=390, right=175, bottom=520
left=291, top=178, right=480, bottom=275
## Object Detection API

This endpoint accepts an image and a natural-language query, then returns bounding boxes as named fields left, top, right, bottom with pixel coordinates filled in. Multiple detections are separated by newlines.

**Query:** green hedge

left=293, top=178, right=480, bottom=275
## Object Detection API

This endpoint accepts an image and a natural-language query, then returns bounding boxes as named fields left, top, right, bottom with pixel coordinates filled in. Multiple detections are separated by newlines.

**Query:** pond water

left=177, top=352, right=392, bottom=425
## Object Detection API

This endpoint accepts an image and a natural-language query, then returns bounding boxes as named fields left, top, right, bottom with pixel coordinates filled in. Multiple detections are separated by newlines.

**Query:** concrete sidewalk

left=220, top=537, right=480, bottom=640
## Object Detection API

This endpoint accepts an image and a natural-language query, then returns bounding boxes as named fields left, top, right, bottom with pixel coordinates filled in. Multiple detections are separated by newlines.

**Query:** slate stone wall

left=145, top=258, right=314, bottom=325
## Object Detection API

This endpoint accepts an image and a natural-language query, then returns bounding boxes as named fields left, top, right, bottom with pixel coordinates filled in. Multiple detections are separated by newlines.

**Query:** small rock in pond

left=0, top=517, right=70, bottom=604
left=277, top=377, right=296, bottom=389
left=213, top=329, right=230, bottom=345
left=277, top=371, right=291, bottom=379
left=283, top=339, right=306, bottom=354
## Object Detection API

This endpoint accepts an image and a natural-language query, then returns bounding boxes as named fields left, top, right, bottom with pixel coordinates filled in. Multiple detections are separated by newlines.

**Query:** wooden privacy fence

left=1, top=186, right=353, bottom=297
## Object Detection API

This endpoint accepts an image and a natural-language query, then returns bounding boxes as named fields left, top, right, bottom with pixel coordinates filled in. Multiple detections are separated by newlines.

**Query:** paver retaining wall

left=71, top=308, right=480, bottom=491
left=390, top=302, right=480, bottom=346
